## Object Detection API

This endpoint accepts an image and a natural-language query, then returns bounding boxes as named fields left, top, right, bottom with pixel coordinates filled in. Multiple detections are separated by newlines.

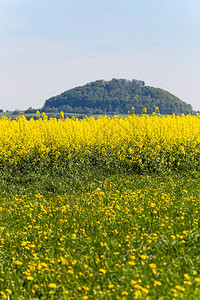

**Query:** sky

left=0, top=0, right=200, bottom=111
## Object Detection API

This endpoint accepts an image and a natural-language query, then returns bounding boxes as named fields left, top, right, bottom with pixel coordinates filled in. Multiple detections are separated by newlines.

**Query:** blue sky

left=1, top=0, right=200, bottom=111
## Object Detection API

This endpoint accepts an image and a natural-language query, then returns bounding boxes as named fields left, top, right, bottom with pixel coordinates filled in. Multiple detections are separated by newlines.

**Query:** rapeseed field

left=0, top=112, right=200, bottom=299
left=0, top=111, right=199, bottom=173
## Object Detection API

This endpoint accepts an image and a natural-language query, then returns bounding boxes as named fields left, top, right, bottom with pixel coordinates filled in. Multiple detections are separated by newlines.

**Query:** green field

left=0, top=110, right=126, bottom=120
left=0, top=166, right=200, bottom=299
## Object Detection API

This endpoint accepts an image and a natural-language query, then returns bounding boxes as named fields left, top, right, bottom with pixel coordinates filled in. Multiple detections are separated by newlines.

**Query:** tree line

left=40, top=78, right=194, bottom=115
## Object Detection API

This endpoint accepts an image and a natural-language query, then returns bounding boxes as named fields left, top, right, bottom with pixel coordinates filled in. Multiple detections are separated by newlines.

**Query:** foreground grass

left=0, top=169, right=199, bottom=299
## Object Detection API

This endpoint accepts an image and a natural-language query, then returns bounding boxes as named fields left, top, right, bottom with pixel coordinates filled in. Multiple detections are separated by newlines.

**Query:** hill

left=42, top=78, right=194, bottom=115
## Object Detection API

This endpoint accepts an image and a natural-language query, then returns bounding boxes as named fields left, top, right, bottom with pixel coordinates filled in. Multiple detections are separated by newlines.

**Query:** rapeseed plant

left=0, top=112, right=199, bottom=298
left=0, top=112, right=199, bottom=173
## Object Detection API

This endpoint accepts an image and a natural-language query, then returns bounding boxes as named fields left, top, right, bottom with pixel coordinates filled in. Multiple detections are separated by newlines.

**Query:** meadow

left=0, top=112, right=200, bottom=299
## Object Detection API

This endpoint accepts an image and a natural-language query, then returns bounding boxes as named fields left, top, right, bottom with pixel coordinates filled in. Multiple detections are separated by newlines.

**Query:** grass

left=0, top=166, right=200, bottom=299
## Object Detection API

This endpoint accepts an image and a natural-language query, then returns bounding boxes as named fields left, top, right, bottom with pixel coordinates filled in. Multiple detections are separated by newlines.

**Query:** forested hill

left=43, top=79, right=194, bottom=115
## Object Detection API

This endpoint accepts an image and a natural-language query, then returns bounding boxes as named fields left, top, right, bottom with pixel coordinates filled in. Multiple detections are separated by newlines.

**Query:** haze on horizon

left=1, top=0, right=200, bottom=112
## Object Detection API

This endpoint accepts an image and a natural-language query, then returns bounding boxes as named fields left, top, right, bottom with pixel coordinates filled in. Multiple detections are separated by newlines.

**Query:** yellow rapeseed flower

left=14, top=260, right=23, bottom=265
left=48, top=283, right=57, bottom=288
left=27, top=276, right=34, bottom=281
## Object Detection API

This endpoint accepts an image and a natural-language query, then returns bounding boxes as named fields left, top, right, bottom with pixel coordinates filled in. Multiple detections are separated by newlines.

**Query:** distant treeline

left=42, top=78, right=194, bottom=115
